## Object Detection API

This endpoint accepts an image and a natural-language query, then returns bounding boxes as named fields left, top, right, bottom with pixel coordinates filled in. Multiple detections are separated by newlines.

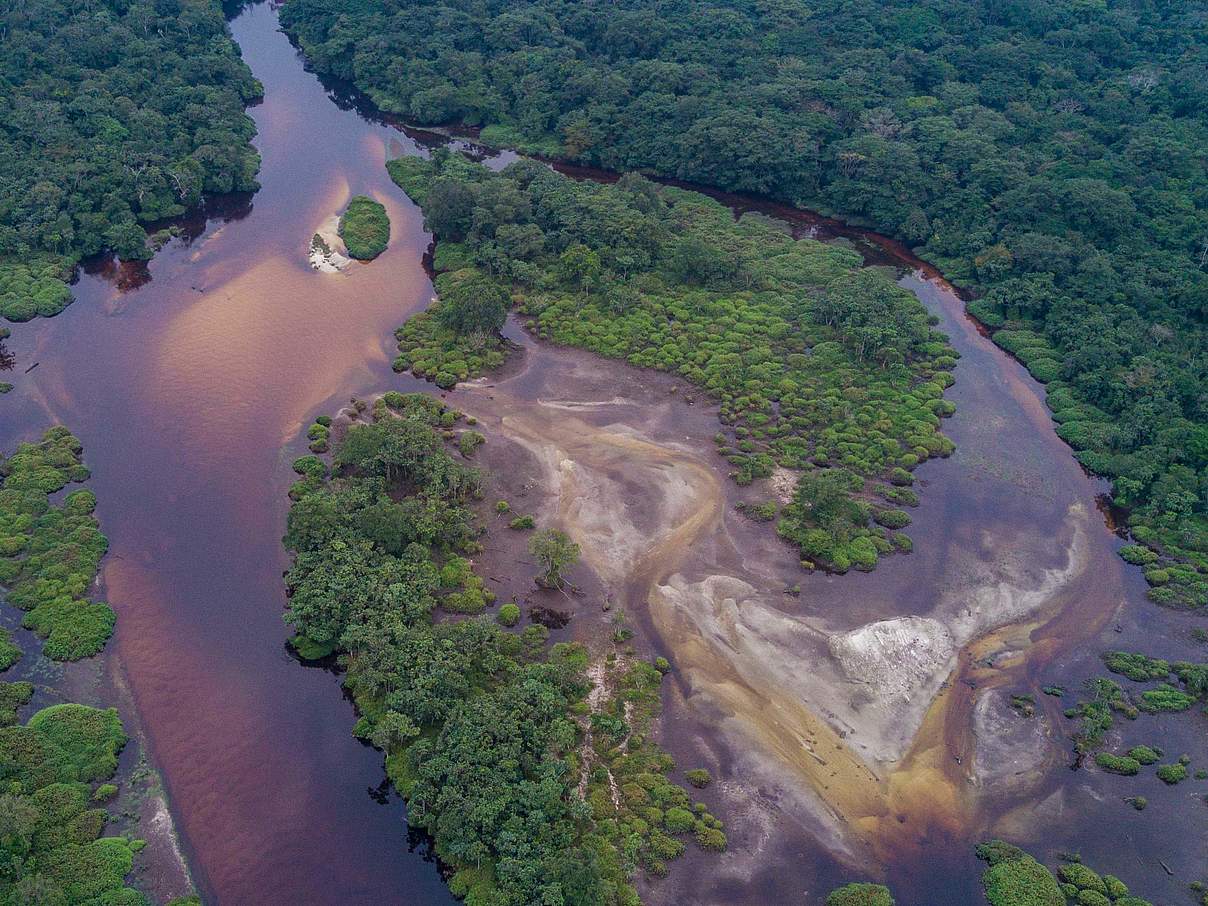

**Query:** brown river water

left=0, top=3, right=1203, bottom=904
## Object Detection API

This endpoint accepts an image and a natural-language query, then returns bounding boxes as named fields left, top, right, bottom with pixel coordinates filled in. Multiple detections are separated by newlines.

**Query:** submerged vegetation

left=338, top=195, right=391, bottom=260
left=389, top=152, right=956, bottom=571
left=0, top=0, right=261, bottom=325
left=283, top=391, right=719, bottom=905
left=1063, top=649, right=1206, bottom=793
left=283, top=0, right=1208, bottom=609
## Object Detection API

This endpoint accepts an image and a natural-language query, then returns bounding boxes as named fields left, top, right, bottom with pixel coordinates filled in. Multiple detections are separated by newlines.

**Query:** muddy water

left=0, top=4, right=453, bottom=902
left=0, top=3, right=1202, bottom=905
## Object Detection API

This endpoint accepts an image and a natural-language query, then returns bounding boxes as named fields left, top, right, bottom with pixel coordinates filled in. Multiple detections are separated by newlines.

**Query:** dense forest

left=388, top=153, right=956, bottom=571
left=0, top=0, right=261, bottom=322
left=284, top=393, right=725, bottom=905
left=281, top=0, right=1208, bottom=608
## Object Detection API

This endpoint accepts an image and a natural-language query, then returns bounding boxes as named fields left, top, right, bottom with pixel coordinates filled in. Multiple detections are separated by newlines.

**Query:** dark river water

left=0, top=2, right=1201, bottom=904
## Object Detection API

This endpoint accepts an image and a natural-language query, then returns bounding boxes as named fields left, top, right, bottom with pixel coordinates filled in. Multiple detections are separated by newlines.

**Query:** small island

left=338, top=195, right=390, bottom=260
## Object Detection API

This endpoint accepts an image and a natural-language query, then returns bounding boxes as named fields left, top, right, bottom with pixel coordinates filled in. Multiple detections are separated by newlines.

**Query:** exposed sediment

left=448, top=323, right=1115, bottom=890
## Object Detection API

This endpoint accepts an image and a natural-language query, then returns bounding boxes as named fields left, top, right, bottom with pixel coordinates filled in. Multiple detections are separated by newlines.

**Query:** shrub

left=1102, top=876, right=1129, bottom=899
left=685, top=768, right=711, bottom=788
left=663, top=807, right=695, bottom=833
left=1094, top=753, right=1140, bottom=775
left=0, top=682, right=34, bottom=726
left=1127, top=746, right=1160, bottom=765
left=93, top=783, right=118, bottom=802
left=1103, top=651, right=1170, bottom=681
left=873, top=508, right=910, bottom=529
left=1135, top=684, right=1195, bottom=713
left=1156, top=763, right=1187, bottom=784
left=693, top=824, right=727, bottom=851
left=0, top=629, right=21, bottom=671
left=509, top=515, right=535, bottom=530
left=26, top=704, right=127, bottom=783
left=825, top=883, right=895, bottom=906
left=528, top=528, right=580, bottom=587
left=497, top=603, right=521, bottom=627
left=1057, top=863, right=1105, bottom=893
left=495, top=500, right=510, bottom=513
left=458, top=430, right=485, bottom=457
left=23, top=600, right=116, bottom=660
left=977, top=841, right=1064, bottom=906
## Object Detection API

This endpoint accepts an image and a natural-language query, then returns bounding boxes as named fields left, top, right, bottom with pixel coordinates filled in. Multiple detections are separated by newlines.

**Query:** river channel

left=0, top=2, right=1202, bottom=904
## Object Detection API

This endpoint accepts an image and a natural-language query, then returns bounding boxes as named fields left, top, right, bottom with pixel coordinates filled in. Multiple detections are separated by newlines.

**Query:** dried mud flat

left=443, top=282, right=1128, bottom=903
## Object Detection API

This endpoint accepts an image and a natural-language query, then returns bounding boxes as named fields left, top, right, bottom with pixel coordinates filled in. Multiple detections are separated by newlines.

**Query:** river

left=0, top=2, right=1202, bottom=904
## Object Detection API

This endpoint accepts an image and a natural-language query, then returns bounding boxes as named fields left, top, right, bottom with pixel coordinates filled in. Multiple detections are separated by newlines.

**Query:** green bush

left=1135, top=684, right=1196, bottom=713
left=458, top=430, right=485, bottom=457
left=0, top=629, right=21, bottom=671
left=1094, top=753, right=1140, bottom=775
left=977, top=841, right=1064, bottom=906
left=339, top=195, right=390, bottom=259
left=693, top=824, right=727, bottom=851
left=1103, top=651, right=1170, bottom=682
left=24, top=599, right=116, bottom=661
left=685, top=768, right=711, bottom=788
left=1156, top=763, right=1187, bottom=784
left=0, top=681, right=33, bottom=726
left=825, top=883, right=895, bottom=906
left=663, top=807, right=695, bottom=833
left=873, top=508, right=910, bottom=529
left=497, top=602, right=521, bottom=627
left=1127, top=746, right=1160, bottom=765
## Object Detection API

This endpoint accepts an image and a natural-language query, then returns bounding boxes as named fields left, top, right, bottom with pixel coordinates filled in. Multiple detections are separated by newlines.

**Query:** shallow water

left=0, top=2, right=1202, bottom=904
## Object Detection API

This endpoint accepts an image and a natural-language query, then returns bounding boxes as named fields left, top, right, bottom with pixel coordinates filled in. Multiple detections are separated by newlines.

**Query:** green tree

left=528, top=529, right=580, bottom=588
left=436, top=275, right=509, bottom=336
left=557, top=244, right=602, bottom=293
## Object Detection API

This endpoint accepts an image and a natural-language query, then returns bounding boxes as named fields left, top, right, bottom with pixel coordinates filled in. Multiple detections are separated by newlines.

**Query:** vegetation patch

left=0, top=681, right=33, bottom=726
left=389, top=153, right=957, bottom=572
left=0, top=628, right=21, bottom=671
left=581, top=657, right=727, bottom=879
left=0, top=701, right=143, bottom=901
left=825, top=883, right=895, bottom=905
left=976, top=840, right=1064, bottom=906
left=0, top=428, right=115, bottom=661
left=338, top=195, right=391, bottom=260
